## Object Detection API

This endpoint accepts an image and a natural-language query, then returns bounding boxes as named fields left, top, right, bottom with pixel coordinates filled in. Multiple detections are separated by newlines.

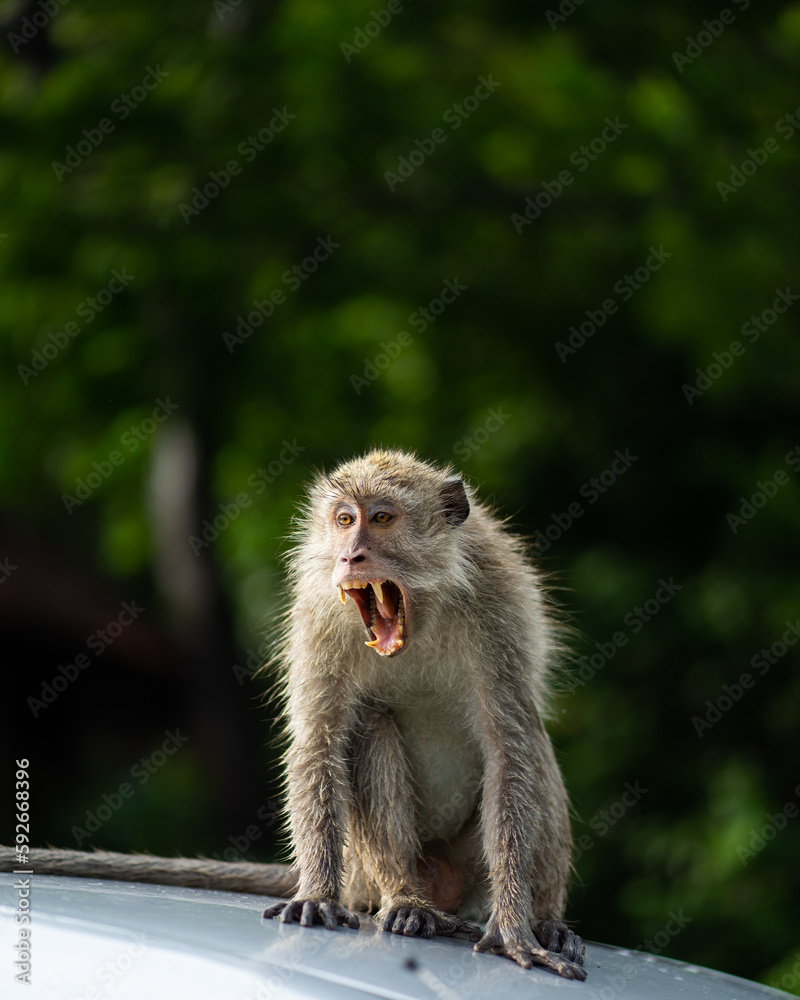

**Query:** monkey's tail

left=0, top=847, right=297, bottom=897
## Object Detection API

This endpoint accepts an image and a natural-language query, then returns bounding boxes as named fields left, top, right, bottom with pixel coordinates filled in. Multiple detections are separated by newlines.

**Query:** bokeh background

left=3, top=0, right=799, bottom=990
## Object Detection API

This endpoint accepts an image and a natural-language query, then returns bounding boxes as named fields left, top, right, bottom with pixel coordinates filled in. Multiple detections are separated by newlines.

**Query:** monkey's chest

left=391, top=702, right=482, bottom=842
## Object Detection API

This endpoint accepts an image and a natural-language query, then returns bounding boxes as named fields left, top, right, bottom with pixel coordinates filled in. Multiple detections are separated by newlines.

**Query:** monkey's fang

left=338, top=579, right=406, bottom=656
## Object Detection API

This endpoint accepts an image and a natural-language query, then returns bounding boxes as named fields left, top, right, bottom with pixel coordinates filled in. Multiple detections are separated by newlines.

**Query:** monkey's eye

left=337, top=512, right=354, bottom=526
left=373, top=511, right=392, bottom=523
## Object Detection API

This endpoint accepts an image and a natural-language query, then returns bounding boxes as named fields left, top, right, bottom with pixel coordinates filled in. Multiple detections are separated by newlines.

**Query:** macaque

left=263, top=450, right=584, bottom=978
left=0, top=449, right=584, bottom=980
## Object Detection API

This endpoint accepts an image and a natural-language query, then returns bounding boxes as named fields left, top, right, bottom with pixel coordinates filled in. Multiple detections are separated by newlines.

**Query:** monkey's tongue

left=367, top=613, right=404, bottom=656
left=345, top=581, right=404, bottom=656
left=366, top=582, right=404, bottom=655
left=374, top=585, right=398, bottom=620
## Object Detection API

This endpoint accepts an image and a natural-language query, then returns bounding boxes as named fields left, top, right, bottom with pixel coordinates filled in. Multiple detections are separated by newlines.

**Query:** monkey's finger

left=421, top=912, right=437, bottom=938
left=540, top=956, right=587, bottom=981
left=318, top=902, right=340, bottom=930
left=392, top=907, right=411, bottom=934
left=543, top=924, right=561, bottom=952
left=300, top=900, right=318, bottom=927
left=443, top=917, right=482, bottom=941
left=474, top=932, right=503, bottom=954
left=528, top=948, right=587, bottom=981
left=341, top=907, right=360, bottom=930
left=263, top=902, right=285, bottom=920
left=562, top=933, right=585, bottom=965
left=279, top=899, right=304, bottom=924
left=403, top=910, right=423, bottom=936
left=505, top=945, right=534, bottom=970
left=382, top=910, right=399, bottom=933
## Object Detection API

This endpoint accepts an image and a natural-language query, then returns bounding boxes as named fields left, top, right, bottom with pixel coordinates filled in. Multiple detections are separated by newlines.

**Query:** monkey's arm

left=474, top=656, right=586, bottom=980
left=0, top=846, right=297, bottom=896
left=263, top=670, right=360, bottom=930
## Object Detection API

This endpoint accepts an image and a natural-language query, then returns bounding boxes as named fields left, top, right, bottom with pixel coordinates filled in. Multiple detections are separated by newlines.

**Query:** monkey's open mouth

left=337, top=580, right=406, bottom=656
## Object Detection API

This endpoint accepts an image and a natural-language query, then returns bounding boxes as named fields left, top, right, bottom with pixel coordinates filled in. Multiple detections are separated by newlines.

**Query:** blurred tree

left=1, top=0, right=798, bottom=989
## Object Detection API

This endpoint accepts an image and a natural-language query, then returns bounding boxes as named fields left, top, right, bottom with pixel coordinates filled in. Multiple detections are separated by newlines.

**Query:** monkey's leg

left=263, top=679, right=360, bottom=931
left=473, top=684, right=586, bottom=980
left=348, top=705, right=480, bottom=942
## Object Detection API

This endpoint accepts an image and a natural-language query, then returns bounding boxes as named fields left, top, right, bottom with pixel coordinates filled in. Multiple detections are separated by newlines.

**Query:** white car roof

left=0, top=874, right=791, bottom=1000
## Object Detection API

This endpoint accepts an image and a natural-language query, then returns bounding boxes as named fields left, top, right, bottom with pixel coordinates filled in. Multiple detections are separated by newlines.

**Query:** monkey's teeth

left=338, top=586, right=347, bottom=604
left=372, top=581, right=384, bottom=605
left=367, top=637, right=404, bottom=655
left=368, top=587, right=377, bottom=629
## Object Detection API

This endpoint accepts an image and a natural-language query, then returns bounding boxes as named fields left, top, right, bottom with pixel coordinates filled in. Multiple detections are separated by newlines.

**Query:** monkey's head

left=305, top=450, right=471, bottom=657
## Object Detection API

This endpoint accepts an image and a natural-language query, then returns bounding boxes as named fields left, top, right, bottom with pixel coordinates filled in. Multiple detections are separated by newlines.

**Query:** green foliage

left=2, top=0, right=799, bottom=986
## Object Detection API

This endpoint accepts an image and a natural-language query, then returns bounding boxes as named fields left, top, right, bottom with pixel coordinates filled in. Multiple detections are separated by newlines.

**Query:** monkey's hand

left=534, top=918, right=586, bottom=966
left=263, top=897, right=360, bottom=931
left=475, top=920, right=587, bottom=980
left=380, top=899, right=482, bottom=941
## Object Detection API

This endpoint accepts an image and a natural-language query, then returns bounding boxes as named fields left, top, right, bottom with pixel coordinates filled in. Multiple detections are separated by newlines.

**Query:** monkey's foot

left=534, top=919, right=585, bottom=966
left=475, top=922, right=587, bottom=980
left=263, top=897, right=360, bottom=931
left=380, top=900, right=481, bottom=941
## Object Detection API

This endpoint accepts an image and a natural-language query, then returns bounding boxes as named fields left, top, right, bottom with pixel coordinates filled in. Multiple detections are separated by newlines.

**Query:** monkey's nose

left=341, top=550, right=367, bottom=563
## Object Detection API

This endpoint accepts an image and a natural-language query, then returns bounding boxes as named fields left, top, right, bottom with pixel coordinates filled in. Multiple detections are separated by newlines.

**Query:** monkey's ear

left=440, top=477, right=470, bottom=526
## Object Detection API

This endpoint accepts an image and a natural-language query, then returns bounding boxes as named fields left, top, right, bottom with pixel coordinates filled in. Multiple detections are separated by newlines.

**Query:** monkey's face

left=331, top=502, right=409, bottom=657
left=320, top=457, right=471, bottom=658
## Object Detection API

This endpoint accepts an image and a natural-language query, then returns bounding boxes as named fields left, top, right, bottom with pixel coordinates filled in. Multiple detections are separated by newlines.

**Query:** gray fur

left=0, top=846, right=296, bottom=896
